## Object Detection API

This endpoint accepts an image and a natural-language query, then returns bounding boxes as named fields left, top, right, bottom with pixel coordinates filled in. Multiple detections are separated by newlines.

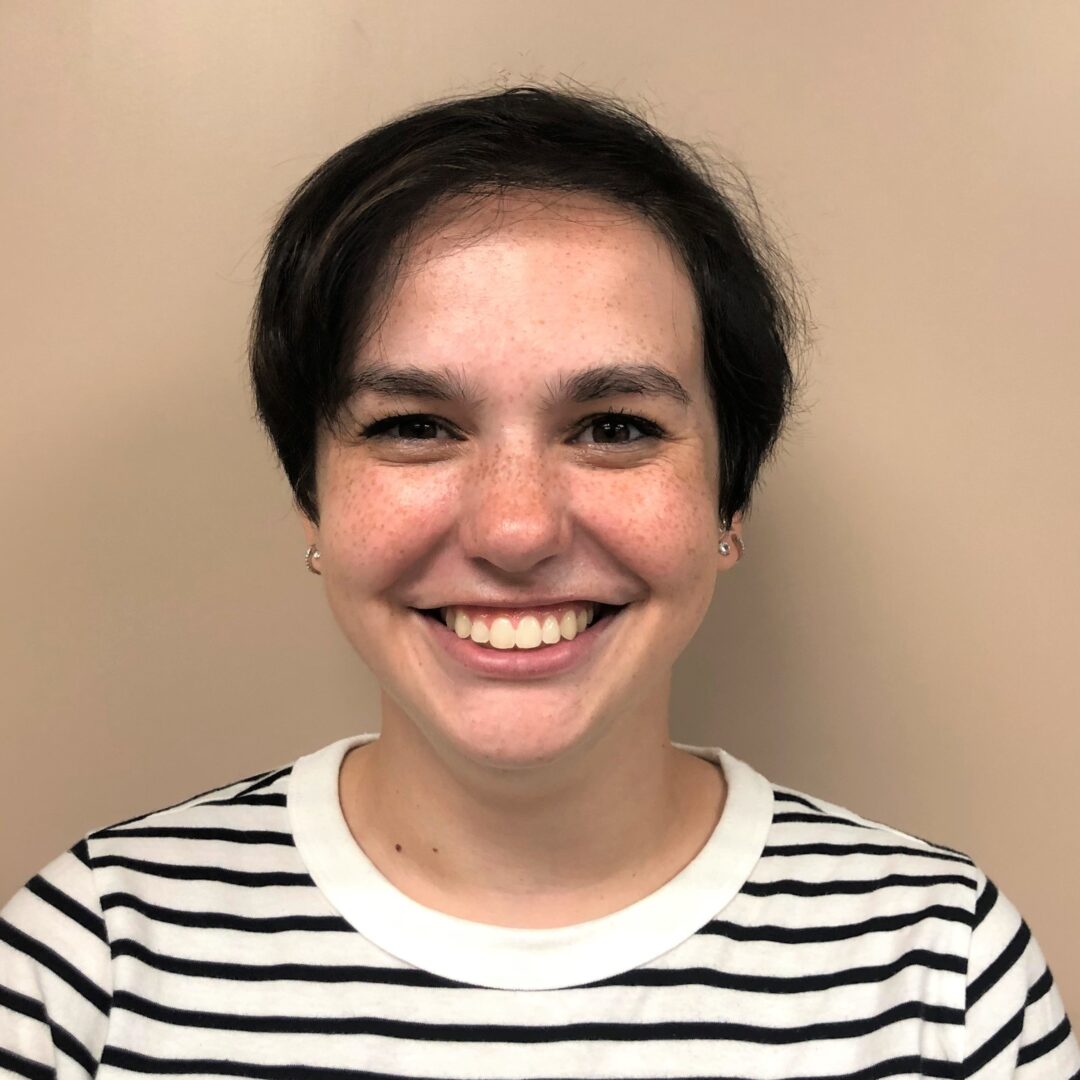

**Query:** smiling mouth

left=414, top=603, right=626, bottom=650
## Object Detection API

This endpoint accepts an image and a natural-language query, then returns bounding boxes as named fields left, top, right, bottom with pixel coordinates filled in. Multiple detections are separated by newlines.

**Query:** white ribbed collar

left=289, top=734, right=773, bottom=990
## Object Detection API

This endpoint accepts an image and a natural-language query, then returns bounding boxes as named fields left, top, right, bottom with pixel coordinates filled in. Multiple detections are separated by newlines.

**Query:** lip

left=420, top=597, right=612, bottom=610
left=415, top=604, right=624, bottom=680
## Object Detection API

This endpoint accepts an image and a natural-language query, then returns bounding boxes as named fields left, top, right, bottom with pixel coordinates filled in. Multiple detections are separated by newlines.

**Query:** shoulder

left=4, top=758, right=300, bottom=919
left=758, top=775, right=983, bottom=930
left=757, top=778, right=1079, bottom=1071
left=3, top=757, right=302, bottom=940
left=0, top=760, right=302, bottom=1077
left=2, top=757, right=307, bottom=989
left=80, top=758, right=304, bottom=896
left=87, top=759, right=295, bottom=835
left=767, top=778, right=975, bottom=865
left=93, top=758, right=295, bottom=834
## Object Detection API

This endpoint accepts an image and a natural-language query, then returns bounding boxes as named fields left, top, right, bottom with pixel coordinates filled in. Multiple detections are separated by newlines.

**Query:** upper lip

left=414, top=597, right=620, bottom=609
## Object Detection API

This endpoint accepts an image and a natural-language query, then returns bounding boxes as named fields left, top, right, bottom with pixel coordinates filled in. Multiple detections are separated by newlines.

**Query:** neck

left=337, top=689, right=726, bottom=928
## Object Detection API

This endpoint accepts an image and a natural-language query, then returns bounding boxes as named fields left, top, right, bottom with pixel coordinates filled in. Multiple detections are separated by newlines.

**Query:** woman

left=2, top=86, right=1077, bottom=1078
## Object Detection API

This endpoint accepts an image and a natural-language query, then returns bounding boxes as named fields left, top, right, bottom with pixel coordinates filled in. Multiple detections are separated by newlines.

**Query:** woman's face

left=306, top=192, right=736, bottom=771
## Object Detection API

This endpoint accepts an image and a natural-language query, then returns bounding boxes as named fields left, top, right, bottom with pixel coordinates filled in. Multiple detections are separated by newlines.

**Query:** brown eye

left=573, top=412, right=663, bottom=446
left=396, top=418, right=440, bottom=440
left=359, top=414, right=457, bottom=441
left=592, top=419, right=635, bottom=442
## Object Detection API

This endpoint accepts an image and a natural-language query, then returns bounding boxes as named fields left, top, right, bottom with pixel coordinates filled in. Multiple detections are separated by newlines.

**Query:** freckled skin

left=303, top=193, right=743, bottom=915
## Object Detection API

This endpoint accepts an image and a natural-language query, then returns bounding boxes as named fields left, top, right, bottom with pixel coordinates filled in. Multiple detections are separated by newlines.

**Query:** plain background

left=2, top=0, right=1078, bottom=1010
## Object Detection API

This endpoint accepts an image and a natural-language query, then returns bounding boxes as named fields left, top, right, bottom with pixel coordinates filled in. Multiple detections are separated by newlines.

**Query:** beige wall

left=3, top=0, right=1078, bottom=1006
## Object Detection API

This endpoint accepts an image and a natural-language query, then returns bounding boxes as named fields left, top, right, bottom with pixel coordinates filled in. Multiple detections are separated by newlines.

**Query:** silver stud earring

left=718, top=517, right=744, bottom=559
left=305, top=545, right=322, bottom=576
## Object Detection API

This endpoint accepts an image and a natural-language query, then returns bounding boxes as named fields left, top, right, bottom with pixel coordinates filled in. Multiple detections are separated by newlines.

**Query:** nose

left=457, top=441, right=572, bottom=574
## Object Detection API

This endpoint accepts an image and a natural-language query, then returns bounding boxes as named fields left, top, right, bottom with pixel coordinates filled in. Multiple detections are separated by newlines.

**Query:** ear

left=299, top=509, right=318, bottom=549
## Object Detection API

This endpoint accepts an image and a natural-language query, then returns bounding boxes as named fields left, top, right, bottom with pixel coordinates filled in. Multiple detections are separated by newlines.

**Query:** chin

left=412, top=693, right=612, bottom=773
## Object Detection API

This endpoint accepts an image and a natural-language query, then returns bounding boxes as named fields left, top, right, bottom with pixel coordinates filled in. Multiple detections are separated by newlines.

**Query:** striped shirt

left=2, top=734, right=1077, bottom=1078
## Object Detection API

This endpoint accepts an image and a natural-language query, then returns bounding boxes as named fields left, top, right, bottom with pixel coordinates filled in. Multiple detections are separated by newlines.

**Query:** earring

left=305, top=545, right=322, bottom=575
left=718, top=516, right=731, bottom=557
left=718, top=518, right=745, bottom=559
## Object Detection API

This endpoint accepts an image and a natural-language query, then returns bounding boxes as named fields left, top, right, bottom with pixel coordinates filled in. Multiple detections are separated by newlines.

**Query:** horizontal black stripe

left=0, top=982, right=48, bottom=1024
left=0, top=918, right=110, bottom=1015
left=89, top=854, right=311, bottom=887
left=113, top=989, right=959, bottom=1044
left=0, top=991, right=96, bottom=1074
left=229, top=766, right=293, bottom=800
left=762, top=841, right=972, bottom=866
left=203, top=792, right=288, bottom=808
left=741, top=871, right=976, bottom=898
left=1018, top=1014, right=1074, bottom=1067
left=111, top=937, right=964, bottom=995
left=0, top=1045, right=53, bottom=1080
left=774, top=811, right=873, bottom=830
left=100, top=1046, right=961, bottom=1080
left=595, top=947, right=966, bottom=993
left=772, top=790, right=831, bottom=814
left=102, top=1045, right=398, bottom=1079
left=25, top=875, right=108, bottom=942
left=101, top=891, right=350, bottom=933
left=967, top=921, right=1030, bottom=1009
left=700, top=903, right=971, bottom=944
left=920, top=1056, right=965, bottom=1079
left=95, top=766, right=289, bottom=831
left=48, top=1015, right=98, bottom=1076
left=964, top=1002, right=1024, bottom=1074
left=770, top=794, right=971, bottom=861
left=93, top=825, right=295, bottom=846
left=71, top=838, right=93, bottom=869
left=973, top=877, right=999, bottom=929
left=1027, top=966, right=1053, bottom=1006
left=112, top=937, right=466, bottom=986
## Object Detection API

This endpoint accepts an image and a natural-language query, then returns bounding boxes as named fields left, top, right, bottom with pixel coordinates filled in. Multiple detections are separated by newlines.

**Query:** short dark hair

left=250, top=85, right=804, bottom=525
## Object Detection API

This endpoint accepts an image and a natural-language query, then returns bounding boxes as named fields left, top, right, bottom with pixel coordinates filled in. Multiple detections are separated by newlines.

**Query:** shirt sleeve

left=963, top=871, right=1080, bottom=1077
left=0, top=840, right=112, bottom=1079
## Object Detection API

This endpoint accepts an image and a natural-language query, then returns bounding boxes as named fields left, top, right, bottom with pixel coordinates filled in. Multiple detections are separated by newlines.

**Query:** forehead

left=363, top=191, right=704, bottom=385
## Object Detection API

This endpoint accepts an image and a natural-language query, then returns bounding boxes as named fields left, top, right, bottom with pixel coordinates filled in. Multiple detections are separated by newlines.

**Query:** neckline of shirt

left=288, top=734, right=774, bottom=990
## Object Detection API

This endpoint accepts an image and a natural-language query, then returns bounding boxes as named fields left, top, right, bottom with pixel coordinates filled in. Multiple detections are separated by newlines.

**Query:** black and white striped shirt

left=3, top=735, right=1077, bottom=1078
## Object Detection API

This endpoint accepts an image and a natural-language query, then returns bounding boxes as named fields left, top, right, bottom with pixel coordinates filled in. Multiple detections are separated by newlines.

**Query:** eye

left=359, top=413, right=459, bottom=441
left=571, top=411, right=664, bottom=445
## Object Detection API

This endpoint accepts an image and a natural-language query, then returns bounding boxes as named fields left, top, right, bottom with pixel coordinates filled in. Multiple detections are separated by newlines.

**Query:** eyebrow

left=346, top=362, right=691, bottom=409
left=345, top=364, right=485, bottom=406
left=543, top=363, right=691, bottom=409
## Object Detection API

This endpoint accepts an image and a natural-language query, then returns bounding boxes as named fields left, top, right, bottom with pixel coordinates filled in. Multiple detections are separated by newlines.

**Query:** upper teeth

left=443, top=605, right=596, bottom=649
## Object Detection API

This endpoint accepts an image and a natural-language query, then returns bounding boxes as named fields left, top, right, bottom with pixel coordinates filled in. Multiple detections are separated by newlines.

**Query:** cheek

left=571, top=463, right=717, bottom=584
left=317, top=449, right=718, bottom=597
left=319, top=464, right=461, bottom=592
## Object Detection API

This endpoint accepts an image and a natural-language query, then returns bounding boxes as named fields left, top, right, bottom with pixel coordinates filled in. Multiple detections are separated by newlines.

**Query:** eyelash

left=357, top=409, right=666, bottom=445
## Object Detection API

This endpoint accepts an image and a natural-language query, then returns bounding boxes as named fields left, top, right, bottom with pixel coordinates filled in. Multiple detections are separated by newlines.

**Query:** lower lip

left=416, top=607, right=624, bottom=680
